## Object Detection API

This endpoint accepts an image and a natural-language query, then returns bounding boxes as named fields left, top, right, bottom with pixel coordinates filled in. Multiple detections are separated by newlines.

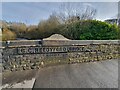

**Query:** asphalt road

left=33, top=59, right=118, bottom=88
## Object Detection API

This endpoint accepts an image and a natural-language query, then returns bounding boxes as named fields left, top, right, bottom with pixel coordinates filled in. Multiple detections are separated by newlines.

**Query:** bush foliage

left=2, top=28, right=16, bottom=41
left=59, top=20, right=118, bottom=40
left=1, top=19, right=119, bottom=41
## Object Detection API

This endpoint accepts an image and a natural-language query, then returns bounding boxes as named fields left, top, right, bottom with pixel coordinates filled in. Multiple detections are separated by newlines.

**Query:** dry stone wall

left=1, top=40, right=119, bottom=72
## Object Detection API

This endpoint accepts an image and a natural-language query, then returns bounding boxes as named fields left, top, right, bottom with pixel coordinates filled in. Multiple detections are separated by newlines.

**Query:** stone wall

left=1, top=40, right=42, bottom=47
left=1, top=40, right=119, bottom=72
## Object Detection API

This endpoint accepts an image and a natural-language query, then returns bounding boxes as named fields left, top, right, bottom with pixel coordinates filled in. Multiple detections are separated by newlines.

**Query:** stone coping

left=0, top=40, right=119, bottom=48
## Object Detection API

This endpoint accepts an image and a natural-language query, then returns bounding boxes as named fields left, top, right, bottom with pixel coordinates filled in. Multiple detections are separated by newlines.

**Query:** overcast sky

left=1, top=2, right=118, bottom=25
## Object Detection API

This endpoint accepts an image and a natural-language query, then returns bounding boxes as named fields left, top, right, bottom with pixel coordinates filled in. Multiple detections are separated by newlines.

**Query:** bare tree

left=54, top=3, right=97, bottom=24
left=52, top=3, right=97, bottom=39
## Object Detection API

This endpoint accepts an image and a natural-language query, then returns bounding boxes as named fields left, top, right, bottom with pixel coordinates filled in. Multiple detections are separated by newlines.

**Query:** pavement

left=2, top=69, right=38, bottom=90
left=1, top=78, right=35, bottom=89
left=1, top=59, right=118, bottom=89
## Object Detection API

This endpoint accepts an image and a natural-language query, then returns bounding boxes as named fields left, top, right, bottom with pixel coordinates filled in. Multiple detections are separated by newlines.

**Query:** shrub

left=2, top=28, right=16, bottom=41
left=59, top=20, right=118, bottom=40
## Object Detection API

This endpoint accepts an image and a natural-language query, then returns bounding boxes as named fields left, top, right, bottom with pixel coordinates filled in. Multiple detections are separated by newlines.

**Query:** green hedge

left=59, top=20, right=119, bottom=40
left=2, top=20, right=119, bottom=40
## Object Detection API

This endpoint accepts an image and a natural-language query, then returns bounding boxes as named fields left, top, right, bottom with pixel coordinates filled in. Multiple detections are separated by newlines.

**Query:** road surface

left=33, top=59, right=118, bottom=88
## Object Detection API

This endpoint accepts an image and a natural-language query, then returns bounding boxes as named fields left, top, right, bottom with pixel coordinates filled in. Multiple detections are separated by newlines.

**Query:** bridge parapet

left=1, top=34, right=119, bottom=72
